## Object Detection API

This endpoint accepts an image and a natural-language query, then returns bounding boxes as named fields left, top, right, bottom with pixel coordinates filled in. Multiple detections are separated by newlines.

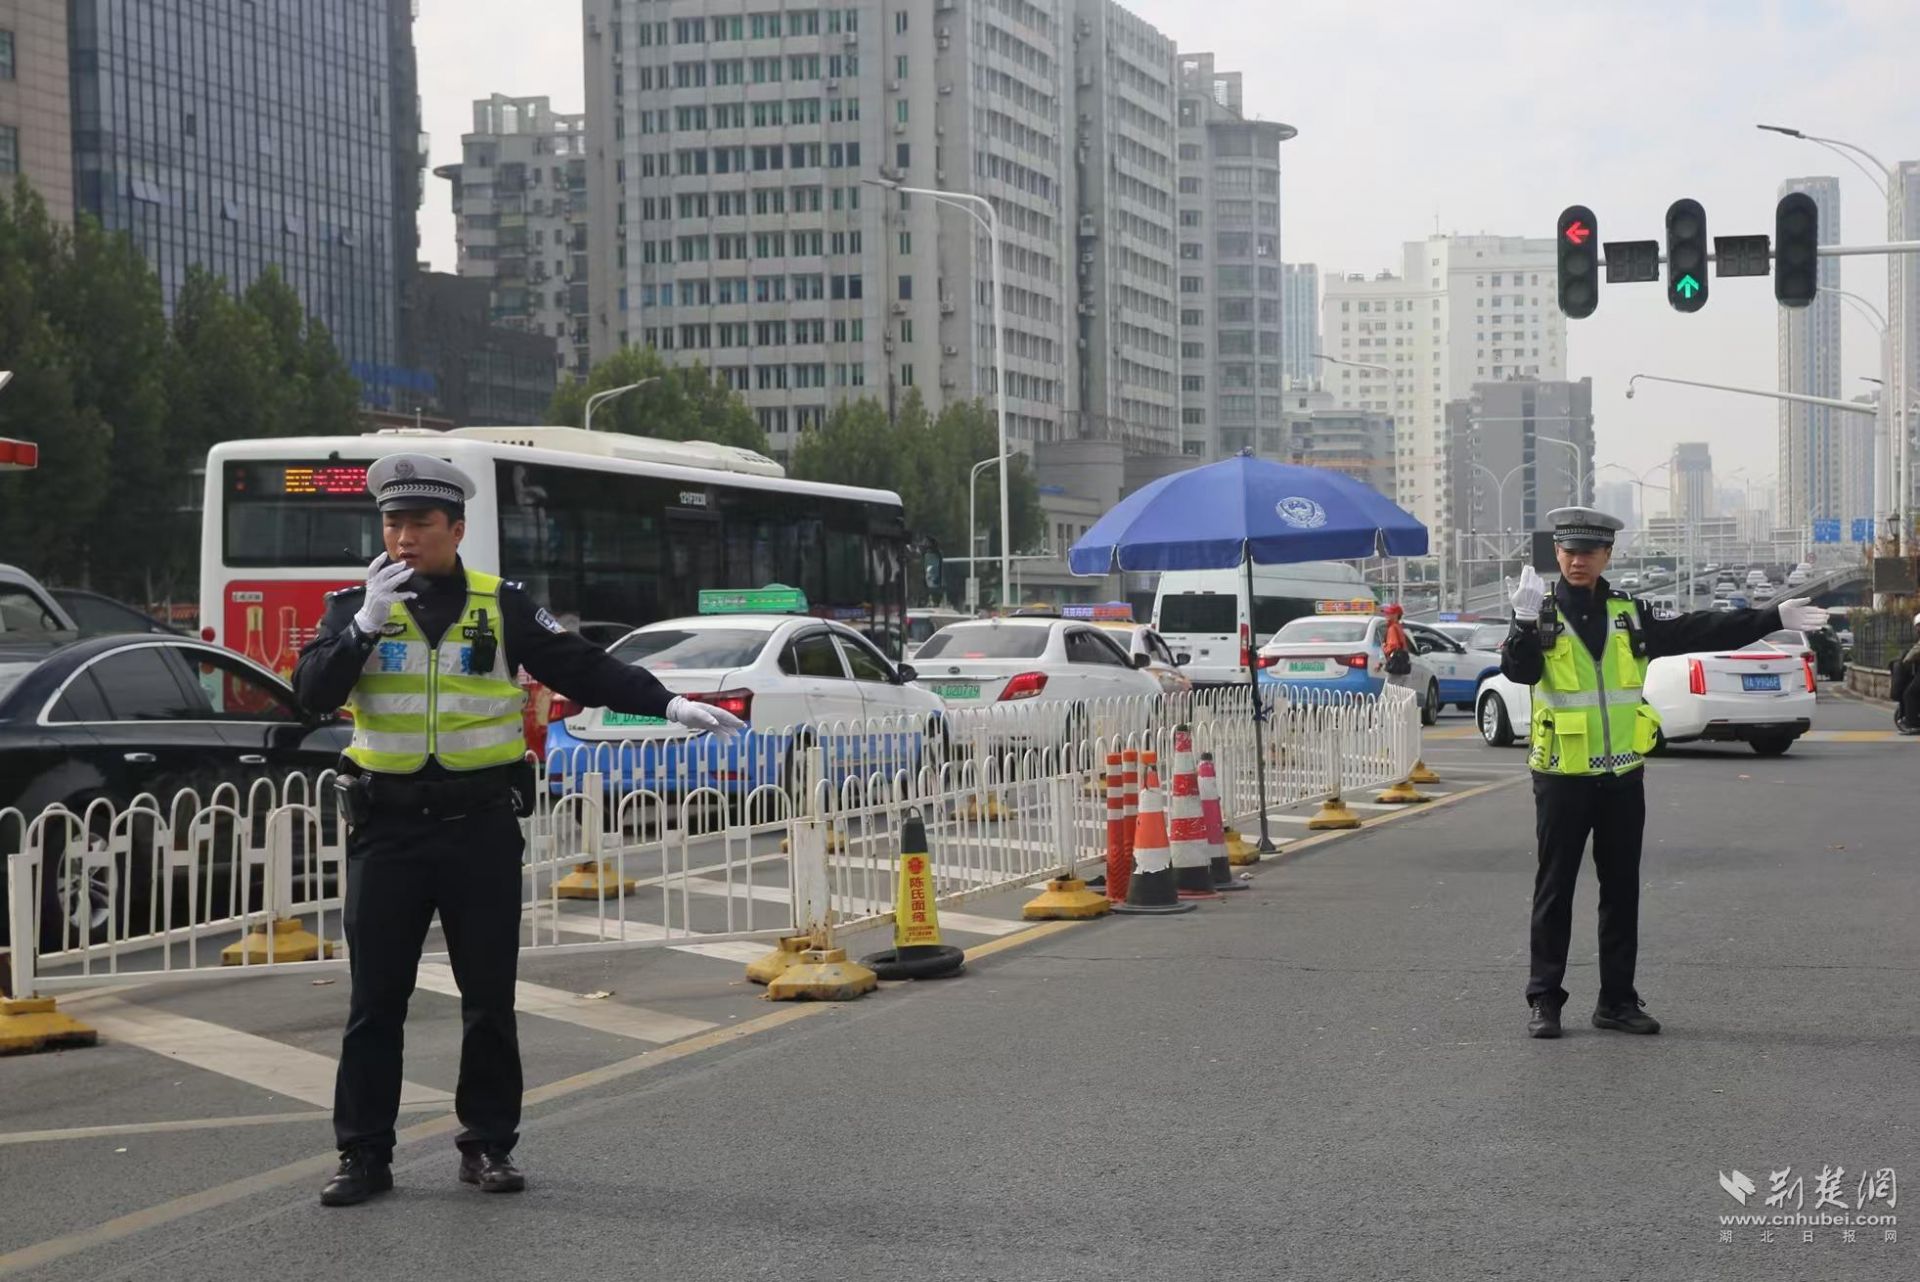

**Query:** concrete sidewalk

left=5, top=738, right=1911, bottom=1282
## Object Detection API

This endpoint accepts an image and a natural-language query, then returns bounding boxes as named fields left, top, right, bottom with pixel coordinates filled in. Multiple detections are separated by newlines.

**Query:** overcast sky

left=416, top=0, right=1920, bottom=491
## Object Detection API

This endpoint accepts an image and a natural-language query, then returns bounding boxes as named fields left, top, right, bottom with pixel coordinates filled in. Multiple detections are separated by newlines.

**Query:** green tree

left=548, top=345, right=766, bottom=451
left=0, top=181, right=116, bottom=587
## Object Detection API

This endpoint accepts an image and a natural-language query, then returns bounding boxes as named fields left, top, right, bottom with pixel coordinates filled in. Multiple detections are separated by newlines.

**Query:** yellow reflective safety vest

left=1527, top=594, right=1662, bottom=777
left=343, top=569, right=528, bottom=775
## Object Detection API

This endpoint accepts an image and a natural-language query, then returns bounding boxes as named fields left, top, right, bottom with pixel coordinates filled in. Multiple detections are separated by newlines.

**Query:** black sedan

left=2, top=634, right=350, bottom=951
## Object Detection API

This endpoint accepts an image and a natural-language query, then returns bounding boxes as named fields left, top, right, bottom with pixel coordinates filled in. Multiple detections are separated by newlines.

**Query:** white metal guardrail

left=4, top=685, right=1418, bottom=1003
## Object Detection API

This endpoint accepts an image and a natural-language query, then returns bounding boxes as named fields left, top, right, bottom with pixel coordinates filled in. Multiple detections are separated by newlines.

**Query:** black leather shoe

left=459, top=1149, right=527, bottom=1193
left=1527, top=1000, right=1563, bottom=1039
left=1592, top=999, right=1662, bottom=1034
left=319, top=1151, right=393, bottom=1206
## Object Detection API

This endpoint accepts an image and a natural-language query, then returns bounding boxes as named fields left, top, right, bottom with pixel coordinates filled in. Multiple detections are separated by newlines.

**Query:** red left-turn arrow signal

left=1564, top=220, right=1591, bottom=246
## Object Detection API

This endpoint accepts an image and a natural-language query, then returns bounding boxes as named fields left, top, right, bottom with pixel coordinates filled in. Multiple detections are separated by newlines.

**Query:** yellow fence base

left=1306, top=797, right=1363, bottom=831
left=1224, top=827, right=1260, bottom=866
left=222, top=916, right=334, bottom=966
left=0, top=997, right=98, bottom=1055
left=1376, top=779, right=1432, bottom=806
left=1409, top=759, right=1442, bottom=785
left=745, top=935, right=815, bottom=986
left=1022, top=876, right=1112, bottom=921
left=554, top=860, right=638, bottom=900
left=764, top=948, right=878, bottom=1002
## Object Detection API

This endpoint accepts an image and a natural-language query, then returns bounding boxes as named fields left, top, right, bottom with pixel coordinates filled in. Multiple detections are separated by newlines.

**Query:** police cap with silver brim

left=366, top=454, right=477, bottom=512
left=1546, top=506, right=1625, bottom=551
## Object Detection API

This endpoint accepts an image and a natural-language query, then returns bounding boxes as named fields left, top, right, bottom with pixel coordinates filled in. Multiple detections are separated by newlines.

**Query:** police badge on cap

left=365, top=454, right=479, bottom=513
left=1546, top=506, right=1625, bottom=551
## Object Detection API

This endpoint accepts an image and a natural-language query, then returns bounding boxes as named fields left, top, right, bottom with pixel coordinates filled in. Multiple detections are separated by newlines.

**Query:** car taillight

left=999, top=672, right=1049, bottom=701
left=1256, top=654, right=1278, bottom=669
left=1801, top=655, right=1816, bottom=693
left=549, top=696, right=584, bottom=722
left=690, top=688, right=754, bottom=721
left=1239, top=622, right=1253, bottom=670
left=1687, top=659, right=1705, bottom=696
left=1340, top=653, right=1370, bottom=669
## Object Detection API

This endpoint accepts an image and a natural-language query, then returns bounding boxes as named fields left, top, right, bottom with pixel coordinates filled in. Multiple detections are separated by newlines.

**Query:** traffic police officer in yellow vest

left=293, top=454, right=744, bottom=1206
left=1502, top=508, right=1828, bottom=1040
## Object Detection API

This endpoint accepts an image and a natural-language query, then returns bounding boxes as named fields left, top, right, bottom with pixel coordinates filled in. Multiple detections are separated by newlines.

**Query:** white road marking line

left=81, top=997, right=450, bottom=1109
left=413, top=964, right=715, bottom=1045
left=680, top=877, right=1024, bottom=937
left=524, top=907, right=773, bottom=964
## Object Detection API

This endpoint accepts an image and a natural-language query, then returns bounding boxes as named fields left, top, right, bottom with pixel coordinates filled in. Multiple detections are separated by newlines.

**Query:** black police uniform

left=293, top=561, right=674, bottom=1174
left=1501, top=578, right=1782, bottom=1020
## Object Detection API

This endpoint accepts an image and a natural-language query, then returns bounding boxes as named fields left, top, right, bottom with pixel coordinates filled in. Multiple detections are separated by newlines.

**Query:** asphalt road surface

left=1, top=689, right=1911, bottom=1281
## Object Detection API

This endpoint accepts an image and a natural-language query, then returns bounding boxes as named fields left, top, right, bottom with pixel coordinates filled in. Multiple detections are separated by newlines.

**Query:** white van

left=1152, top=562, right=1374, bottom=687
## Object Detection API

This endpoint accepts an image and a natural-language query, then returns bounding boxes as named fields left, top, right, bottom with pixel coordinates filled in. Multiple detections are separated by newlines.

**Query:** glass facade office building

left=69, top=0, right=421, bottom=399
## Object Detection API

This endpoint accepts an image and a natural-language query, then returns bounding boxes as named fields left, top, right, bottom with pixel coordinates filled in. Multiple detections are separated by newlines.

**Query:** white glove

left=666, top=695, right=747, bottom=736
left=353, top=553, right=416, bottom=635
left=1509, top=565, right=1546, bottom=623
left=1776, top=597, right=1829, bottom=631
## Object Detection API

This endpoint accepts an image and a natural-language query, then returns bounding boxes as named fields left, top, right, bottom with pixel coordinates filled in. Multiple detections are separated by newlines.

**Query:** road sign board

left=1604, top=240, right=1660, bottom=283
left=1812, top=519, right=1842, bottom=544
left=1715, top=234, right=1772, bottom=278
left=1852, top=517, right=1876, bottom=544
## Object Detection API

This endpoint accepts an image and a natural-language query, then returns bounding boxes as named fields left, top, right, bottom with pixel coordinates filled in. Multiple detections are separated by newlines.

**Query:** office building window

left=0, top=125, right=16, bottom=176
left=0, top=29, right=14, bottom=80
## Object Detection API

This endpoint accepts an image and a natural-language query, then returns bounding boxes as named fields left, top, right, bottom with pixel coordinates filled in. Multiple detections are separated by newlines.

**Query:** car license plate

left=931, top=682, right=980, bottom=700
left=602, top=712, right=668, bottom=727
left=1287, top=660, right=1327, bottom=674
left=1742, top=674, right=1781, bottom=692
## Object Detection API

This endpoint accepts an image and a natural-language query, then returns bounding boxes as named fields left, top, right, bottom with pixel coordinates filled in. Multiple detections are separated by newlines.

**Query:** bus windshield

left=222, top=460, right=383, bottom=568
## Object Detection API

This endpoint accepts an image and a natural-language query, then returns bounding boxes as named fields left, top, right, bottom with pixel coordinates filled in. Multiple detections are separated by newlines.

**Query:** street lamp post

left=1759, top=124, right=1909, bottom=552
left=966, top=454, right=1007, bottom=612
left=1469, top=461, right=1525, bottom=590
left=868, top=179, right=1010, bottom=602
left=584, top=377, right=662, bottom=433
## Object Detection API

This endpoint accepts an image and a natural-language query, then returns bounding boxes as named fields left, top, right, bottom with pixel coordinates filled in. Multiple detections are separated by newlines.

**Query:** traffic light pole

left=1595, top=240, right=1920, bottom=269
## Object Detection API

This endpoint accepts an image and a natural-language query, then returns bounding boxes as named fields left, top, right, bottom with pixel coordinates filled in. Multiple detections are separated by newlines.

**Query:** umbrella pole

left=1244, top=553, right=1276, bottom=854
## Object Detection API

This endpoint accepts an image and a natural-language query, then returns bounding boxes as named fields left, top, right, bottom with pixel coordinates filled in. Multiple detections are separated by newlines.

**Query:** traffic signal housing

left=1666, top=198, right=1708, bottom=313
left=1775, top=191, right=1819, bottom=308
left=1557, top=205, right=1599, bottom=319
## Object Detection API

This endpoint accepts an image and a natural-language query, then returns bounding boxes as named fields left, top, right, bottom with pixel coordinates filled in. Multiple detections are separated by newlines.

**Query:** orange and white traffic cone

left=1111, top=762, right=1194, bottom=915
left=1199, top=752, right=1248, bottom=893
left=1168, top=726, right=1222, bottom=901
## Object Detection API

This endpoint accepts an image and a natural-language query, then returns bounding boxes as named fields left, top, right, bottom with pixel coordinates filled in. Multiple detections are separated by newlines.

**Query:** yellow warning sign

left=894, top=849, right=942, bottom=949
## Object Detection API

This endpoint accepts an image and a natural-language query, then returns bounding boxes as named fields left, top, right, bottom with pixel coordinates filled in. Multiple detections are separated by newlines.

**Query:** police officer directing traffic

left=1502, top=508, right=1827, bottom=1040
left=293, top=453, right=744, bottom=1206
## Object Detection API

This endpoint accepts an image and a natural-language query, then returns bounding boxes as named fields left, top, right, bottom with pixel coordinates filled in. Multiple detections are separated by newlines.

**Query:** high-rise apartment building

left=584, top=0, right=1075, bottom=457
left=1279, top=386, right=1394, bottom=499
left=1173, top=51, right=1294, bottom=459
left=1280, top=262, right=1319, bottom=387
left=1671, top=441, right=1713, bottom=522
left=0, top=0, right=73, bottom=217
left=1444, top=378, right=1593, bottom=553
left=1776, top=176, right=1842, bottom=532
left=66, top=0, right=425, bottom=404
left=438, top=94, right=591, bottom=381
left=1322, top=235, right=1567, bottom=573
left=1067, top=0, right=1179, bottom=453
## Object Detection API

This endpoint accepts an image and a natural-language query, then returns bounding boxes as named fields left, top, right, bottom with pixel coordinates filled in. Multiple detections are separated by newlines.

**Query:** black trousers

left=1527, top=769, right=1646, bottom=1009
left=333, top=805, right=525, bottom=1162
left=1893, top=658, right=1920, bottom=724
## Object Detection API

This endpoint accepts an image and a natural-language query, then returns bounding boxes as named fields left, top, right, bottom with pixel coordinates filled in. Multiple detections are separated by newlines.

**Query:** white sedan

left=910, top=614, right=1163, bottom=707
left=544, top=613, right=944, bottom=794
left=1476, top=645, right=1815, bottom=757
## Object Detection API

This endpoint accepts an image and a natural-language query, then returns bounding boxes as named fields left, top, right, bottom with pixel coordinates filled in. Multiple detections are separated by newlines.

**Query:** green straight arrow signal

left=1676, top=274, right=1701, bottom=298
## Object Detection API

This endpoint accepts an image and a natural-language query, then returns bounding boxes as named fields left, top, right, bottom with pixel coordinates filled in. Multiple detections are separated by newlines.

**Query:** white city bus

left=199, top=427, right=913, bottom=686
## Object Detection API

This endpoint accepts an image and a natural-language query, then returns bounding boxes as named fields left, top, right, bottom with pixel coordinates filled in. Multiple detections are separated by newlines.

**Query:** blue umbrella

left=1068, top=452, right=1428, bottom=854
left=1068, top=453, right=1427, bottom=575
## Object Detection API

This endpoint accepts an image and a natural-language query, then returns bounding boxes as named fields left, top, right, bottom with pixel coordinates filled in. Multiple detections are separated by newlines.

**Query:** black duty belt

left=335, top=762, right=533, bottom=824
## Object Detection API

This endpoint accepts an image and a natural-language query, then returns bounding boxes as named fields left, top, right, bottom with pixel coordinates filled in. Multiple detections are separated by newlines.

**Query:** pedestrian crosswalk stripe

left=413, top=964, right=715, bottom=1044
left=524, top=906, right=774, bottom=964
left=680, top=876, right=1024, bottom=936
left=79, top=997, right=451, bottom=1109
